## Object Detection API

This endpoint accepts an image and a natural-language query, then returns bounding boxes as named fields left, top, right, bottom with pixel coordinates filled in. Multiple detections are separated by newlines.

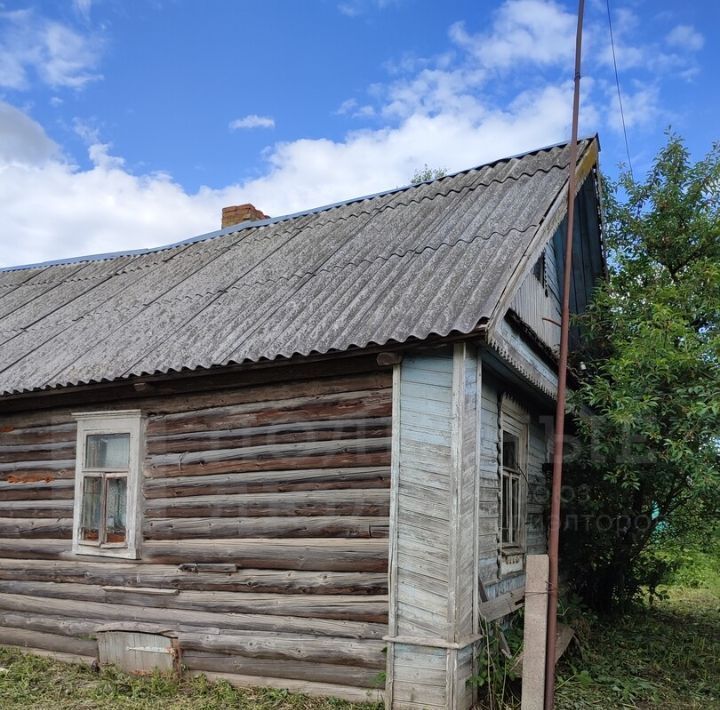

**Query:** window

left=501, top=430, right=522, bottom=546
left=499, top=396, right=528, bottom=573
left=72, top=411, right=144, bottom=559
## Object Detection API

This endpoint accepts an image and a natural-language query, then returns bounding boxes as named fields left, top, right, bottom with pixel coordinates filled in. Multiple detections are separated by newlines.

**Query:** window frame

left=499, top=396, right=529, bottom=575
left=72, top=410, right=144, bottom=559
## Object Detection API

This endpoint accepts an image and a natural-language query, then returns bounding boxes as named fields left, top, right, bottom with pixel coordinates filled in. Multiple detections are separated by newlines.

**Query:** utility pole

left=544, top=1, right=585, bottom=708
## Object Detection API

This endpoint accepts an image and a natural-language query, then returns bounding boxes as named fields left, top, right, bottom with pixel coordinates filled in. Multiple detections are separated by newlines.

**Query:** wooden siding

left=509, top=242, right=562, bottom=351
left=510, top=175, right=603, bottom=353
left=387, top=345, right=479, bottom=709
left=0, top=365, right=392, bottom=699
left=394, top=350, right=454, bottom=641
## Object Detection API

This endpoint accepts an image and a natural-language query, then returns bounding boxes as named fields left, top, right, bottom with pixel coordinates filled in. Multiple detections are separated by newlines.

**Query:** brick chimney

left=221, top=204, right=269, bottom=229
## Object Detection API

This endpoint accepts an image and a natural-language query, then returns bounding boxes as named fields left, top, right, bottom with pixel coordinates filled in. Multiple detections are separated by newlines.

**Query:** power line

left=606, top=0, right=634, bottom=180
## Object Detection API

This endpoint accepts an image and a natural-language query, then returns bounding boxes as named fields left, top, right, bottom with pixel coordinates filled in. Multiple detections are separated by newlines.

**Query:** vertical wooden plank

left=386, top=363, right=402, bottom=707
left=448, top=345, right=463, bottom=640
left=521, top=554, right=549, bottom=710
left=472, top=357, right=482, bottom=693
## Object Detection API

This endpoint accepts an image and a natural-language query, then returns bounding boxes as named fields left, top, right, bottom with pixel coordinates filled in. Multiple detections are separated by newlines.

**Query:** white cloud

left=665, top=24, right=704, bottom=52
left=449, top=1, right=576, bottom=70
left=336, top=97, right=376, bottom=118
left=229, top=114, right=275, bottom=130
left=338, top=0, right=400, bottom=18
left=0, top=101, right=59, bottom=164
left=593, top=8, right=702, bottom=79
left=0, top=80, right=577, bottom=267
left=0, top=9, right=102, bottom=90
left=73, top=0, right=93, bottom=21
left=0, top=0, right=698, bottom=268
left=603, top=82, right=661, bottom=132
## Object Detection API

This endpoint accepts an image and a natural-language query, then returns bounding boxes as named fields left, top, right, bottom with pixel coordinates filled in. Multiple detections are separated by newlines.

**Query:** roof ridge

left=0, top=137, right=592, bottom=274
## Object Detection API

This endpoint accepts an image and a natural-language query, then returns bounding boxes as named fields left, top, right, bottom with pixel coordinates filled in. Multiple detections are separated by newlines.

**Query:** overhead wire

left=606, top=0, right=634, bottom=180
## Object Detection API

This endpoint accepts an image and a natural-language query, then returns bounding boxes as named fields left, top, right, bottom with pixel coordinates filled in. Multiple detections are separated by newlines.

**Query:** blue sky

left=0, top=0, right=716, bottom=266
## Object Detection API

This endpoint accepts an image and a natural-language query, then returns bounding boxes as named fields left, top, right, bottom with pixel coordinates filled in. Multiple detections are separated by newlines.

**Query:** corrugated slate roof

left=0, top=138, right=596, bottom=396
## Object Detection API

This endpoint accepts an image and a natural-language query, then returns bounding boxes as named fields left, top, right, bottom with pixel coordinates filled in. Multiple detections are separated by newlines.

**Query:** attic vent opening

left=533, top=251, right=548, bottom=296
left=221, top=204, right=269, bottom=229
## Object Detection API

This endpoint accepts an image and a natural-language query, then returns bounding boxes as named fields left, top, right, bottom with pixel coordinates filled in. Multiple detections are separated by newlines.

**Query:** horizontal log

left=144, top=516, right=389, bottom=540
left=0, top=537, right=388, bottom=573
left=151, top=414, right=390, bottom=443
left=0, top=440, right=75, bottom=464
left=0, top=626, right=97, bottom=657
left=0, top=458, right=75, bottom=474
left=0, top=610, right=98, bottom=638
left=0, top=611, right=385, bottom=669
left=146, top=438, right=391, bottom=478
left=145, top=489, right=390, bottom=519
left=3, top=368, right=391, bottom=427
left=142, top=539, right=388, bottom=572
left=114, top=590, right=388, bottom=623
left=178, top=631, right=385, bottom=668
left=146, top=417, right=391, bottom=456
left=148, top=451, right=390, bottom=480
left=0, top=580, right=388, bottom=623
left=0, top=499, right=73, bottom=518
left=147, top=388, right=391, bottom=437
left=0, top=539, right=68, bottom=560
left=0, top=421, right=75, bottom=447
left=0, top=593, right=387, bottom=639
left=189, top=669, right=384, bottom=704
left=0, top=479, right=74, bottom=501
left=148, top=438, right=390, bottom=468
left=138, top=370, right=391, bottom=421
left=143, top=466, right=390, bottom=499
left=0, top=517, right=72, bottom=539
left=0, top=558, right=388, bottom=594
left=182, top=650, right=381, bottom=688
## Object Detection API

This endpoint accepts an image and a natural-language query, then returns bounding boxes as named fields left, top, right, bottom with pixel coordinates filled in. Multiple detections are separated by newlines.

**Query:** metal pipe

left=544, top=1, right=585, bottom=708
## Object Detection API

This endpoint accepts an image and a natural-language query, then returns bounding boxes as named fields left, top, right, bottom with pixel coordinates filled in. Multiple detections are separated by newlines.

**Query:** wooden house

left=0, top=137, right=603, bottom=708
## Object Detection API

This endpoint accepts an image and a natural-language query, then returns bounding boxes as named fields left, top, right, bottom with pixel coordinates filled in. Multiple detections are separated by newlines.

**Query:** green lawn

left=555, top=586, right=720, bottom=709
left=0, top=585, right=717, bottom=709
left=0, top=650, right=382, bottom=710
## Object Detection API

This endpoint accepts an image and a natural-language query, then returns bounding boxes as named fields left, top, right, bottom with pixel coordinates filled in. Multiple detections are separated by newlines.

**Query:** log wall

left=0, top=361, right=392, bottom=701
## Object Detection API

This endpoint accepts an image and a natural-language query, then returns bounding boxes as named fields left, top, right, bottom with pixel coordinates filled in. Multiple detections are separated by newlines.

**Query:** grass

left=554, top=586, right=720, bottom=709
left=0, top=586, right=717, bottom=709
left=0, top=649, right=382, bottom=710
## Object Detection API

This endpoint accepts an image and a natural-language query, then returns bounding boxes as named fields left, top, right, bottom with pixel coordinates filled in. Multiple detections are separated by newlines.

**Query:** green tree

left=410, top=164, right=447, bottom=184
left=561, top=134, right=720, bottom=610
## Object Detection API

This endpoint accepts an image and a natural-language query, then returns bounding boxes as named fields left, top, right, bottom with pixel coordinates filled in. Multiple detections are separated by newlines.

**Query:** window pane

left=105, top=477, right=127, bottom=544
left=501, top=474, right=510, bottom=544
left=512, top=477, right=520, bottom=543
left=86, top=433, right=130, bottom=468
left=502, top=431, right=518, bottom=469
left=80, top=476, right=101, bottom=542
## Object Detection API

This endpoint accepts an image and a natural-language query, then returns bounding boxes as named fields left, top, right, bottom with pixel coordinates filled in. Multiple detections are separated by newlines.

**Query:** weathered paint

left=386, top=344, right=479, bottom=709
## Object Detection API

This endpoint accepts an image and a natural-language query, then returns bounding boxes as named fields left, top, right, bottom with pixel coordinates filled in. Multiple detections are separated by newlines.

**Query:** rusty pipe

left=544, top=1, right=585, bottom=708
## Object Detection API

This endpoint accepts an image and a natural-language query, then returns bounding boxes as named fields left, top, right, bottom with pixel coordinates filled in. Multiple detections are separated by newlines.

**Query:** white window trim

left=499, top=395, right=529, bottom=576
left=72, top=410, right=144, bottom=560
